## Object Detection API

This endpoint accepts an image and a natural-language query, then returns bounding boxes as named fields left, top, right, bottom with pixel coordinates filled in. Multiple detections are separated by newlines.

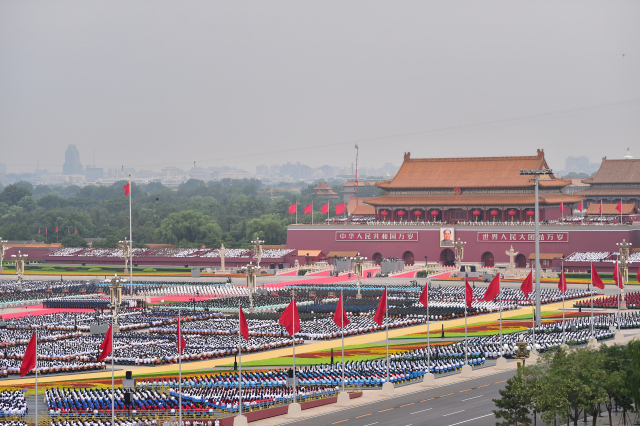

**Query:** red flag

left=418, top=282, right=428, bottom=308
left=334, top=203, right=346, bottom=215
left=279, top=299, right=301, bottom=336
left=124, top=182, right=131, bottom=196
left=591, top=265, right=605, bottom=290
left=576, top=201, right=583, bottom=212
left=483, top=274, right=501, bottom=301
left=304, top=203, right=313, bottom=215
left=521, top=270, right=533, bottom=298
left=68, top=228, right=70, bottom=234
left=20, top=332, right=37, bottom=377
left=637, top=266, right=640, bottom=285
left=45, top=228, right=47, bottom=234
left=333, top=293, right=350, bottom=328
left=55, top=226, right=58, bottom=233
left=465, top=279, right=473, bottom=309
left=239, top=306, right=250, bottom=341
left=373, top=288, right=387, bottom=326
left=615, top=200, right=622, bottom=213
left=558, top=269, right=567, bottom=293
left=560, top=201, right=565, bottom=213
left=321, top=202, right=329, bottom=215
left=74, top=228, right=78, bottom=235
left=98, top=324, right=113, bottom=362
left=613, top=261, right=623, bottom=289
left=38, top=228, right=40, bottom=234
left=177, top=316, right=187, bottom=354
left=288, top=203, right=297, bottom=214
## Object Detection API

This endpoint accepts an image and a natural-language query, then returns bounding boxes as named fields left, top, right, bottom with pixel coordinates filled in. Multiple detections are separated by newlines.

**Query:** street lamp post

left=520, top=168, right=552, bottom=327
left=513, top=341, right=531, bottom=369
left=454, top=239, right=466, bottom=271
left=251, top=239, right=264, bottom=268
left=104, top=274, right=126, bottom=328
left=616, top=239, right=632, bottom=314
left=351, top=253, right=367, bottom=299
left=246, top=263, right=258, bottom=312
left=0, top=238, right=7, bottom=273
left=11, top=250, right=28, bottom=291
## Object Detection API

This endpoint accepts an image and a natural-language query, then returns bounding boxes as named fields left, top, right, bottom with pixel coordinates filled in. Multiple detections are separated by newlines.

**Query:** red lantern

left=380, top=211, right=389, bottom=216
left=413, top=210, right=422, bottom=216
left=430, top=210, right=439, bottom=216
left=508, top=210, right=516, bottom=216
left=472, top=210, right=481, bottom=215
left=397, top=210, right=406, bottom=216
left=526, top=211, right=535, bottom=216
left=490, top=210, right=499, bottom=216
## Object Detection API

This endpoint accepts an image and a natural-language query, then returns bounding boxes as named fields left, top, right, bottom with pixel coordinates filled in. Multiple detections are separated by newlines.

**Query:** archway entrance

left=372, top=252, right=382, bottom=265
left=515, top=253, right=527, bottom=268
left=402, top=251, right=415, bottom=266
left=440, top=248, right=455, bottom=266
left=482, top=252, right=495, bottom=267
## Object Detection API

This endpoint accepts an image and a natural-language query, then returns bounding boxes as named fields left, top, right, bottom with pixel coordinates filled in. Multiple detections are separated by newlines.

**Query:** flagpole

left=590, top=262, right=594, bottom=338
left=385, top=285, right=389, bottom=384
left=292, top=297, right=296, bottom=405
left=129, top=176, right=133, bottom=299
left=426, top=291, right=430, bottom=374
left=311, top=202, right=313, bottom=225
left=111, top=316, right=114, bottom=426
left=179, top=309, right=182, bottom=426
left=617, top=260, right=621, bottom=335
left=35, top=327, right=38, bottom=426
left=464, top=300, right=468, bottom=366
left=341, top=288, right=345, bottom=393
left=238, top=305, right=243, bottom=418
left=498, top=275, right=502, bottom=348
left=562, top=259, right=565, bottom=344
left=295, top=203, right=297, bottom=225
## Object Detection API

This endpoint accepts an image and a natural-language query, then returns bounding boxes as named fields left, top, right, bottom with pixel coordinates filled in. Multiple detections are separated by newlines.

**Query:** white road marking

left=363, top=423, right=378, bottom=426
left=443, top=410, right=465, bottom=417
left=461, top=394, right=483, bottom=401
left=447, top=413, right=494, bottom=426
left=410, top=408, right=433, bottom=414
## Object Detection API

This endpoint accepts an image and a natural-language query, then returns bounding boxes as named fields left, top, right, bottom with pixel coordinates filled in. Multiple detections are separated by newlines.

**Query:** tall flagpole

left=499, top=276, right=503, bottom=348
left=562, top=259, right=565, bottom=344
left=426, top=290, right=430, bottom=374
left=111, top=318, right=114, bottom=426
left=464, top=298, right=468, bottom=366
left=295, top=203, right=298, bottom=225
left=35, top=328, right=38, bottom=426
left=620, top=198, right=623, bottom=223
left=617, top=260, right=621, bottom=335
left=311, top=202, right=314, bottom=225
left=129, top=174, right=133, bottom=299
left=238, top=305, right=243, bottom=418
left=292, top=297, right=296, bottom=404
left=341, top=288, right=345, bottom=393
left=385, top=285, right=389, bottom=384
left=590, top=262, right=594, bottom=337
left=179, top=309, right=182, bottom=426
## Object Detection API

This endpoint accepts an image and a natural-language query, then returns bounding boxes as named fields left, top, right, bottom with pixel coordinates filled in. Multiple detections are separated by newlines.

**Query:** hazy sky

left=1, top=1, right=639, bottom=175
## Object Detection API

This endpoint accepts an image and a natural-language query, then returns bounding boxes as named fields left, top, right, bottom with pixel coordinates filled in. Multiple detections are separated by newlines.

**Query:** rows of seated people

left=564, top=251, right=611, bottom=262
left=0, top=391, right=27, bottom=415
left=0, top=329, right=82, bottom=347
left=574, top=292, right=640, bottom=309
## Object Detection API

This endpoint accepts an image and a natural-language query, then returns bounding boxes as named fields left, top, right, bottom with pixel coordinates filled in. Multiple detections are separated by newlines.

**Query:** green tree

left=60, top=234, right=88, bottom=248
left=18, top=195, right=38, bottom=212
left=154, top=210, right=223, bottom=246
left=246, top=214, right=287, bottom=244
left=92, top=235, right=120, bottom=248
left=0, top=184, right=32, bottom=206
left=493, top=371, right=532, bottom=426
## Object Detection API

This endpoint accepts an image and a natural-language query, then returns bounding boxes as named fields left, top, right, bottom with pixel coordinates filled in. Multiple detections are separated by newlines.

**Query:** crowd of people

left=0, top=391, right=27, bottom=416
left=574, top=292, right=640, bottom=309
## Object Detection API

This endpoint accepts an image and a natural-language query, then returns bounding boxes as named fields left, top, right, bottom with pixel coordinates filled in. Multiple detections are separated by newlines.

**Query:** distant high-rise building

left=0, top=163, right=6, bottom=174
left=63, top=144, right=83, bottom=175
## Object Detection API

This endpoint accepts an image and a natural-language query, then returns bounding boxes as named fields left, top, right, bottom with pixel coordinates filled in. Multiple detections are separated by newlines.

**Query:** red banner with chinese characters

left=335, top=231, right=418, bottom=242
left=477, top=232, right=569, bottom=243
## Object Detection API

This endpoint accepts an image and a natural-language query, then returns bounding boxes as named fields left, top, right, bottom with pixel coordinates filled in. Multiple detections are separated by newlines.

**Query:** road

left=281, top=370, right=519, bottom=426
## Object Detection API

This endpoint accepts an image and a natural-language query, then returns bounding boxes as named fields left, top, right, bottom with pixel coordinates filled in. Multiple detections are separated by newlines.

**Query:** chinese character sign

left=477, top=232, right=568, bottom=242
left=336, top=232, right=418, bottom=241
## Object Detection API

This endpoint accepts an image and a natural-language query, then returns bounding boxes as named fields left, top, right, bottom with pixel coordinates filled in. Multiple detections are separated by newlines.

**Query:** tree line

left=493, top=341, right=640, bottom=426
left=0, top=178, right=380, bottom=247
